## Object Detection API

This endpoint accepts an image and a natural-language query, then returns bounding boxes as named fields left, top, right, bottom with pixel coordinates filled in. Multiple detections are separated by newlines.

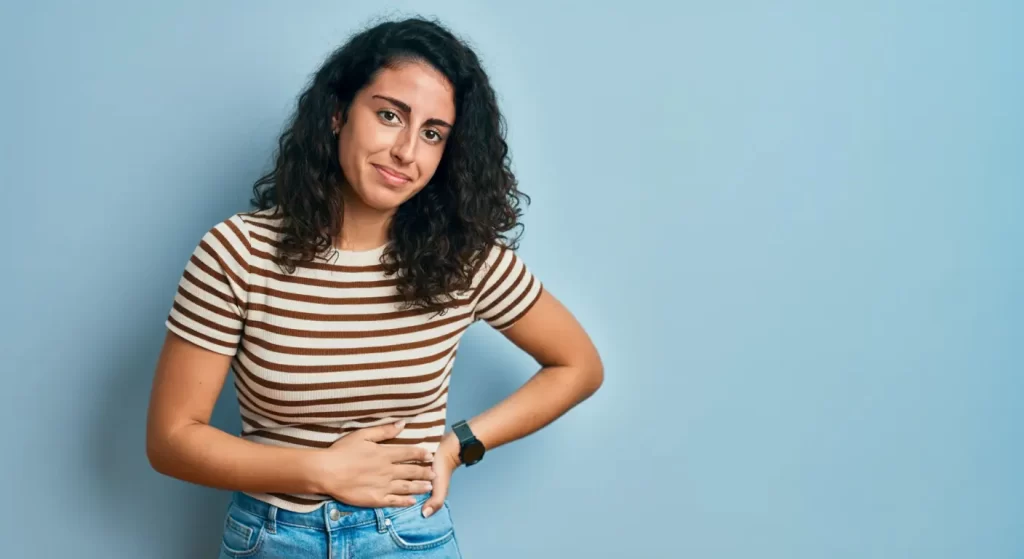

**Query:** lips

left=372, top=164, right=412, bottom=186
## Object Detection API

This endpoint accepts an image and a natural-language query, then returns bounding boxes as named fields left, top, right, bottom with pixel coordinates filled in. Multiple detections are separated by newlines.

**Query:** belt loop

left=374, top=508, right=388, bottom=533
left=265, top=504, right=278, bottom=534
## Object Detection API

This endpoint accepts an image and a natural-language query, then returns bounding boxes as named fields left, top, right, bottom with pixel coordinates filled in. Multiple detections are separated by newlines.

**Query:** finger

left=421, top=464, right=450, bottom=518
left=389, top=479, right=433, bottom=496
left=359, top=420, right=407, bottom=443
left=383, top=494, right=418, bottom=508
left=393, top=465, right=436, bottom=481
left=384, top=444, right=433, bottom=464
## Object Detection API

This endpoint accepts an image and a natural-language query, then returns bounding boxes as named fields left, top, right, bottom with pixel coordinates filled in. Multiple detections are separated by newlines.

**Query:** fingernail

left=396, top=420, right=406, bottom=429
left=422, top=506, right=433, bottom=518
left=425, top=453, right=434, bottom=462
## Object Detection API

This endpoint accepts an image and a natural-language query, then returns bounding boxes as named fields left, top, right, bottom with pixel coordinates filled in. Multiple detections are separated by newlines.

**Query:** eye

left=422, top=129, right=444, bottom=143
left=377, top=110, right=401, bottom=124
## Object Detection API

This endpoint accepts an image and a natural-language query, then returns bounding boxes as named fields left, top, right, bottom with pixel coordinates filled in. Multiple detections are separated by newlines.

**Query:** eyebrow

left=372, top=95, right=453, bottom=129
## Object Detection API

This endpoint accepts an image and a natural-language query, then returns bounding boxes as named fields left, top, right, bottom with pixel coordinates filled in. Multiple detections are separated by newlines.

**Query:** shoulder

left=206, top=207, right=290, bottom=252
left=471, top=243, right=505, bottom=281
left=470, top=241, right=543, bottom=329
left=474, top=241, right=528, bottom=276
left=187, top=211, right=264, bottom=275
left=235, top=207, right=284, bottom=242
left=211, top=213, right=252, bottom=244
left=471, top=241, right=540, bottom=297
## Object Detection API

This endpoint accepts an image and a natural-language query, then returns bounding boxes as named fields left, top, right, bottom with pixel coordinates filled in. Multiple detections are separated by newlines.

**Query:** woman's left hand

left=421, top=433, right=461, bottom=517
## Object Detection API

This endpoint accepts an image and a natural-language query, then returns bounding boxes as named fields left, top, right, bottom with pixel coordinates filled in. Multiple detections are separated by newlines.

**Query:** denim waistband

left=231, top=491, right=433, bottom=532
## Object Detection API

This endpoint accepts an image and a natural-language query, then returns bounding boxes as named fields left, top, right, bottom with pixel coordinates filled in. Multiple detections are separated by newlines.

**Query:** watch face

left=462, top=441, right=485, bottom=465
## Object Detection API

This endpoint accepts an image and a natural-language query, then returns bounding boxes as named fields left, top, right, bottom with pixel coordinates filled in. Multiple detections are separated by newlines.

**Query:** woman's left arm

left=421, top=288, right=603, bottom=517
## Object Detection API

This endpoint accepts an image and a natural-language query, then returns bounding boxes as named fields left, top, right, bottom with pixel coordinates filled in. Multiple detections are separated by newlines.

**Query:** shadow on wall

left=86, top=312, right=240, bottom=558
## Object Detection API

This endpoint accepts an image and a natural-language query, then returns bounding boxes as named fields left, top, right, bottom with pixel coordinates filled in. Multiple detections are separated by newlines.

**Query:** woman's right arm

left=151, top=218, right=433, bottom=506
left=145, top=330, right=326, bottom=495
left=145, top=331, right=435, bottom=504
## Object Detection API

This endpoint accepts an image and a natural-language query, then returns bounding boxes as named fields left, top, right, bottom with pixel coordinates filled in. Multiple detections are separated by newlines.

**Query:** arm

left=147, top=331, right=434, bottom=505
left=145, top=330, right=324, bottom=495
left=149, top=217, right=432, bottom=507
left=450, top=288, right=604, bottom=456
left=145, top=219, right=322, bottom=493
left=421, top=288, right=603, bottom=516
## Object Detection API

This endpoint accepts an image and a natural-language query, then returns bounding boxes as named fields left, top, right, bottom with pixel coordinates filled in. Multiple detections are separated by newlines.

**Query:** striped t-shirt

left=164, top=209, right=543, bottom=512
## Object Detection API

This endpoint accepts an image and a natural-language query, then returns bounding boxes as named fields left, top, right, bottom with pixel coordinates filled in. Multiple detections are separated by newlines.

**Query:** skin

left=330, top=59, right=455, bottom=251
left=145, top=59, right=604, bottom=519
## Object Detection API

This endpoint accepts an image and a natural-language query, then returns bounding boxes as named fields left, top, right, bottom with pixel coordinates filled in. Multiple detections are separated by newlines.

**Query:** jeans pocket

left=221, top=504, right=265, bottom=558
left=385, top=502, right=457, bottom=551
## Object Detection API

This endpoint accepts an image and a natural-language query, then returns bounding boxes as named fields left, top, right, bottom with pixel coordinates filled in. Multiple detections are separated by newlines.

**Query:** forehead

left=362, top=60, right=456, bottom=122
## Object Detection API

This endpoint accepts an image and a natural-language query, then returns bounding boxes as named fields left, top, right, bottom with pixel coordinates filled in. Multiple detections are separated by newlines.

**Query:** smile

left=372, top=164, right=412, bottom=186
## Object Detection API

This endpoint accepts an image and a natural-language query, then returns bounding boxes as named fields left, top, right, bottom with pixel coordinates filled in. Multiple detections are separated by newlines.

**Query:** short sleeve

left=473, top=244, right=544, bottom=331
left=165, top=215, right=251, bottom=356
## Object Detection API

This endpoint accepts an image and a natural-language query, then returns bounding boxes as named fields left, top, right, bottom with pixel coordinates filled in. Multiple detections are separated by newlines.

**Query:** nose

left=390, top=127, right=416, bottom=165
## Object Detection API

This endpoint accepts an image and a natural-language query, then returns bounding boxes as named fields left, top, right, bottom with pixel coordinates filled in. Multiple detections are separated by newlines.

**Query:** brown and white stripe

left=165, top=209, right=543, bottom=512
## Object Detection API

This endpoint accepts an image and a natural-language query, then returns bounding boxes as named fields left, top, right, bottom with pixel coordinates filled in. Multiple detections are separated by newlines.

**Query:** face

left=332, top=60, right=456, bottom=213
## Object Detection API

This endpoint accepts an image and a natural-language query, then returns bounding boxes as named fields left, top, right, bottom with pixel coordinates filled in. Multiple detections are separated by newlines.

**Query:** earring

left=332, top=129, right=338, bottom=137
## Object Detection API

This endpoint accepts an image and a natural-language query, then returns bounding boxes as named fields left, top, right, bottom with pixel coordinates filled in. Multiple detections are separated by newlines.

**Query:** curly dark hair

left=250, top=16, right=528, bottom=315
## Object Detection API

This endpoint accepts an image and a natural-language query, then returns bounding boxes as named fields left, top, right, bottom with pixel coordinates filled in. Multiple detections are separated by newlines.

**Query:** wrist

left=441, top=432, right=462, bottom=467
left=300, top=449, right=329, bottom=495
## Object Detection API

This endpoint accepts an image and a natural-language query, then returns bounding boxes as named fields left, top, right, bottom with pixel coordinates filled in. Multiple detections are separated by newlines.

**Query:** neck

left=335, top=185, right=393, bottom=251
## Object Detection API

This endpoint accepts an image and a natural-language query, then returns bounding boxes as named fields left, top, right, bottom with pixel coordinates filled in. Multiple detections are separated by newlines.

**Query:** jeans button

left=329, top=508, right=341, bottom=521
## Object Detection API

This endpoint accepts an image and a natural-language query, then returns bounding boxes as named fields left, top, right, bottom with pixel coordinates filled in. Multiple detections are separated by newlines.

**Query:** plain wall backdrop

left=2, top=1, right=1021, bottom=557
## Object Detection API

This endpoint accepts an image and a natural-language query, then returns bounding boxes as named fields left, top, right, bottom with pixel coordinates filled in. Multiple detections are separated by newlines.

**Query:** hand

left=421, top=432, right=462, bottom=517
left=312, top=420, right=437, bottom=508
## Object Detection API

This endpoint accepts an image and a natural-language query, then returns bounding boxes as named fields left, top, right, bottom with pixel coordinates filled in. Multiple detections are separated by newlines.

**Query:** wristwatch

left=451, top=420, right=485, bottom=466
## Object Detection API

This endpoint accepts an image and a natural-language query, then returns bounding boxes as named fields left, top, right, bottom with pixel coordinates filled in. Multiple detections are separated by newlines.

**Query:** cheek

left=403, top=155, right=444, bottom=199
left=337, top=127, right=355, bottom=164
left=337, top=139, right=360, bottom=186
left=418, top=149, right=445, bottom=180
left=338, top=118, right=383, bottom=174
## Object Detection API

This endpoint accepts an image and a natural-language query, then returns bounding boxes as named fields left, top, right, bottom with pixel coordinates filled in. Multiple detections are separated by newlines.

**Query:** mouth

left=372, top=164, right=412, bottom=186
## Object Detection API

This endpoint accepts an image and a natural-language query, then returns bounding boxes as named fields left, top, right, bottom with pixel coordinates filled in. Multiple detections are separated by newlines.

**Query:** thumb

left=360, top=420, right=406, bottom=443
left=421, top=460, right=450, bottom=518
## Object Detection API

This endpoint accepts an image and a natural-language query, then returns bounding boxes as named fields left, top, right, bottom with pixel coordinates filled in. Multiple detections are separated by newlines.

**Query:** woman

left=146, top=16, right=603, bottom=558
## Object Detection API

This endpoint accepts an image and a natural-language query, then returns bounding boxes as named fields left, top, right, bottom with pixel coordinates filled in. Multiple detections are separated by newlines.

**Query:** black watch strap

left=452, top=420, right=473, bottom=442
left=452, top=420, right=485, bottom=466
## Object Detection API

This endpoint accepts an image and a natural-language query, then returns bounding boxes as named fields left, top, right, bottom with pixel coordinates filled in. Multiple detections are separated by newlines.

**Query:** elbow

left=587, top=362, right=604, bottom=397
left=579, top=353, right=604, bottom=398
left=147, top=419, right=204, bottom=477
left=145, top=423, right=182, bottom=477
left=146, top=430, right=170, bottom=475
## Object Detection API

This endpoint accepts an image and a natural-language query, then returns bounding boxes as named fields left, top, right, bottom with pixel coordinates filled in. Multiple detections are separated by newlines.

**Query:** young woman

left=146, top=16, right=603, bottom=558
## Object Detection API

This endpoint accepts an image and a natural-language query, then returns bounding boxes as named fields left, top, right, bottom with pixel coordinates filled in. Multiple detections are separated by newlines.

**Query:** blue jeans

left=217, top=491, right=463, bottom=558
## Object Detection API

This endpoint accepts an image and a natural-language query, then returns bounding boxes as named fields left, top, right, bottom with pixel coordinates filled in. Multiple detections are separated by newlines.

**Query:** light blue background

left=2, top=1, right=1021, bottom=557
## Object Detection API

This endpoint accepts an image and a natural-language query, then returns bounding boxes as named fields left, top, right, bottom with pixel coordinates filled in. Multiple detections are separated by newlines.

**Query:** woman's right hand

left=312, top=420, right=437, bottom=508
